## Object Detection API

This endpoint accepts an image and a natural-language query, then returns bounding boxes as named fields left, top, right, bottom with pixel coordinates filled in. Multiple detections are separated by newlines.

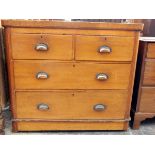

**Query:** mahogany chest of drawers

left=2, top=20, right=143, bottom=131
left=132, top=37, right=155, bottom=129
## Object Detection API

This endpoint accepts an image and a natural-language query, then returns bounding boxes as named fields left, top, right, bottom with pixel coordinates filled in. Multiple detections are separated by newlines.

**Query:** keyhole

left=73, top=64, right=75, bottom=67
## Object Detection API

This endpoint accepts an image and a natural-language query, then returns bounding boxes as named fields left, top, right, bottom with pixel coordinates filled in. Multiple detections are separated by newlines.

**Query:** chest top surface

left=1, top=20, right=143, bottom=31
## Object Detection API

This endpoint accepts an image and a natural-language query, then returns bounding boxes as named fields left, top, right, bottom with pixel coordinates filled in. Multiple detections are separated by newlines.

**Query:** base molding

left=12, top=121, right=129, bottom=132
left=131, top=110, right=155, bottom=129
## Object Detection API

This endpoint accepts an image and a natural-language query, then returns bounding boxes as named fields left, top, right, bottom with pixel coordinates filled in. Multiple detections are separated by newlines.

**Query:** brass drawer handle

left=35, top=43, right=48, bottom=51
left=96, top=73, right=108, bottom=81
left=94, top=104, right=106, bottom=112
left=36, top=72, right=49, bottom=79
left=37, top=103, right=49, bottom=111
left=98, top=46, right=111, bottom=53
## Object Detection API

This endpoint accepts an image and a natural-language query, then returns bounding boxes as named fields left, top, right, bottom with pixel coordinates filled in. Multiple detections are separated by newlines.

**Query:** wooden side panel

left=14, top=61, right=131, bottom=90
left=0, top=28, right=6, bottom=108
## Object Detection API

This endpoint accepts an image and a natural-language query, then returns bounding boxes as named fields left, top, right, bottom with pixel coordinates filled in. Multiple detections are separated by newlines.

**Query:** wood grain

left=14, top=61, right=131, bottom=90
left=143, top=59, right=155, bottom=85
left=138, top=87, right=155, bottom=113
left=76, top=35, right=134, bottom=61
left=1, top=20, right=143, bottom=31
left=11, top=33, right=73, bottom=60
left=132, top=39, right=155, bottom=129
left=15, top=121, right=127, bottom=131
left=15, top=90, right=128, bottom=119
left=147, top=43, right=155, bottom=58
left=2, top=20, right=142, bottom=131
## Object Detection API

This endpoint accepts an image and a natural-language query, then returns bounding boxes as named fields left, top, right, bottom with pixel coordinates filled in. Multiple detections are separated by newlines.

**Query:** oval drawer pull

left=96, top=73, right=108, bottom=81
left=36, top=72, right=49, bottom=79
left=98, top=46, right=111, bottom=53
left=35, top=43, right=48, bottom=51
left=37, top=103, right=49, bottom=111
left=93, top=104, right=106, bottom=112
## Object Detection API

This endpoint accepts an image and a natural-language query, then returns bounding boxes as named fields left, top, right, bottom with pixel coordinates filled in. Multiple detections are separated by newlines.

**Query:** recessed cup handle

left=98, top=46, right=111, bottom=53
left=96, top=73, right=109, bottom=81
left=37, top=103, right=49, bottom=111
left=36, top=72, right=49, bottom=79
left=35, top=43, right=48, bottom=51
left=93, top=104, right=106, bottom=112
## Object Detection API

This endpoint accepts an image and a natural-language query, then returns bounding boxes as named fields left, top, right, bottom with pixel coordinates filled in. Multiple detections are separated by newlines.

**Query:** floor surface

left=3, top=109, right=155, bottom=135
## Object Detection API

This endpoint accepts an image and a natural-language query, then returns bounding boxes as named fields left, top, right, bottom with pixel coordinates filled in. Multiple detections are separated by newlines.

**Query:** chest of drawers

left=132, top=37, right=155, bottom=129
left=2, top=20, right=143, bottom=131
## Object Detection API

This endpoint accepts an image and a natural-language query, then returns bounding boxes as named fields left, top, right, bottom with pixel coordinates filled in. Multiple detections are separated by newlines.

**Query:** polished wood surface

left=16, top=121, right=127, bottom=131
left=15, top=90, right=128, bottom=119
left=14, top=61, right=131, bottom=90
left=132, top=39, right=155, bottom=129
left=76, top=35, right=134, bottom=61
left=11, top=33, right=73, bottom=60
left=2, top=20, right=142, bottom=131
left=138, top=87, right=155, bottom=113
left=143, top=60, right=155, bottom=85
left=1, top=20, right=143, bottom=31
left=147, top=43, right=155, bottom=58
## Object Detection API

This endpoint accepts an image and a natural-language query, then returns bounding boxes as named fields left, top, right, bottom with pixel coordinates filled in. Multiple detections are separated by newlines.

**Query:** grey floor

left=3, top=109, right=155, bottom=135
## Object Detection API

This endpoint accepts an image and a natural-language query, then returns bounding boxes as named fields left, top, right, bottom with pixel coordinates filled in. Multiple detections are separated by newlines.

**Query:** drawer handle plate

left=94, top=104, right=106, bottom=112
left=96, top=73, right=109, bottom=81
left=98, top=46, right=111, bottom=53
left=36, top=72, right=49, bottom=79
left=37, top=103, right=49, bottom=111
left=35, top=43, right=48, bottom=51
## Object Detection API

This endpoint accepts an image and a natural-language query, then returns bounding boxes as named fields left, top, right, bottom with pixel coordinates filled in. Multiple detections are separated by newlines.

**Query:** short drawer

left=14, top=61, right=131, bottom=90
left=75, top=35, right=134, bottom=61
left=11, top=33, right=73, bottom=60
left=139, top=87, right=155, bottom=113
left=147, top=43, right=155, bottom=58
left=15, top=90, right=128, bottom=119
left=143, top=60, right=155, bottom=86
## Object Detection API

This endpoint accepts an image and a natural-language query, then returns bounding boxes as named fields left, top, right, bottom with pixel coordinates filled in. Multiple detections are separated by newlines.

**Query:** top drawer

left=75, top=35, right=134, bottom=61
left=147, top=43, right=155, bottom=58
left=11, top=33, right=73, bottom=60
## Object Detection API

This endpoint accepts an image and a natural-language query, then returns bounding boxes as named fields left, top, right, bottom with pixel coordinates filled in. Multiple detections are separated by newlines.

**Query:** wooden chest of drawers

left=132, top=37, right=155, bottom=129
left=2, top=20, right=143, bottom=131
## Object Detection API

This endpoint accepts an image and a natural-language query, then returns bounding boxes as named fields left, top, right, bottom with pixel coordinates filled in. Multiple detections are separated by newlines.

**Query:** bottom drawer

left=14, top=121, right=128, bottom=131
left=15, top=90, right=128, bottom=119
left=139, top=87, right=155, bottom=113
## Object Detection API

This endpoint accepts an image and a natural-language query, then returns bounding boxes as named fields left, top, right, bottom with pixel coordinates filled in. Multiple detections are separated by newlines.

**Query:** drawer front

left=143, top=60, right=155, bottom=86
left=75, top=35, right=134, bottom=61
left=15, top=90, right=128, bottom=119
left=139, top=87, right=155, bottom=113
left=147, top=43, right=155, bottom=58
left=11, top=33, right=73, bottom=60
left=14, top=61, right=131, bottom=90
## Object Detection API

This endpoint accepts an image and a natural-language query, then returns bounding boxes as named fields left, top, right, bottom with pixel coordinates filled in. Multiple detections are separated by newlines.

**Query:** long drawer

left=15, top=90, right=128, bottom=119
left=138, top=87, right=155, bottom=113
left=14, top=61, right=131, bottom=90
left=11, top=33, right=73, bottom=60
left=76, top=35, right=134, bottom=61
left=147, top=43, right=155, bottom=58
left=143, top=60, right=155, bottom=86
